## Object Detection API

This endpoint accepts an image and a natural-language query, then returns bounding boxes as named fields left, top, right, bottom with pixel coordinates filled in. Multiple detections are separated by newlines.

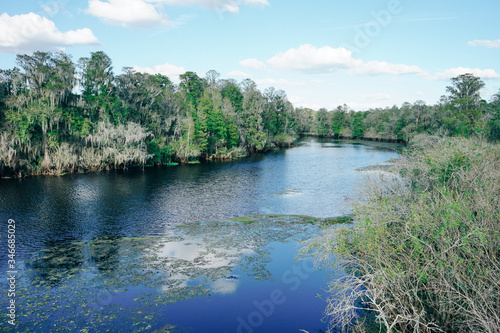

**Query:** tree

left=352, top=111, right=366, bottom=139
left=240, top=79, right=267, bottom=151
left=221, top=79, right=243, bottom=113
left=317, top=108, right=332, bottom=136
left=179, top=71, right=205, bottom=108
left=78, top=51, right=119, bottom=122
left=331, top=105, right=349, bottom=138
left=446, top=73, right=485, bottom=134
left=205, top=70, right=220, bottom=90
left=485, top=90, right=500, bottom=141
left=262, top=87, right=289, bottom=138
left=116, top=68, right=173, bottom=133
left=5, top=51, right=77, bottom=169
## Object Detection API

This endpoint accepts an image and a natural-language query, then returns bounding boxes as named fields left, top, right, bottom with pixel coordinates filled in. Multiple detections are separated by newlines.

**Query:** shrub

left=307, top=135, right=500, bottom=332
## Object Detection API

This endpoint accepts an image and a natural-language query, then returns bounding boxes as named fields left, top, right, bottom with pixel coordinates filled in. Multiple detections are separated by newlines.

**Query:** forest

left=0, top=50, right=499, bottom=176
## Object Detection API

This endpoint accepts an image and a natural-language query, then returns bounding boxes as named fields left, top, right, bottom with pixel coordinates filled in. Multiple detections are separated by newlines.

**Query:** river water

left=0, top=138, right=400, bottom=332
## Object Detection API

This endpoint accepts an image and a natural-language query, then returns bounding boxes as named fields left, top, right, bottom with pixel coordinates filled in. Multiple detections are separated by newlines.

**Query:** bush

left=307, top=135, right=500, bottom=332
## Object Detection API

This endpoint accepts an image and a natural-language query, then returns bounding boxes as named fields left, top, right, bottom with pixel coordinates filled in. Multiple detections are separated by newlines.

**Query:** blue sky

left=1, top=0, right=499, bottom=109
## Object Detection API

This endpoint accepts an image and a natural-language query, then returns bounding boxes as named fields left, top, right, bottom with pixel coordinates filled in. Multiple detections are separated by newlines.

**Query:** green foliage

left=221, top=80, right=244, bottom=113
left=2, top=52, right=499, bottom=177
left=147, top=139, right=172, bottom=165
left=352, top=111, right=366, bottom=139
left=179, top=71, right=205, bottom=107
left=225, top=115, right=240, bottom=149
left=308, top=135, right=500, bottom=332
left=331, top=105, right=348, bottom=138
left=308, top=74, right=498, bottom=143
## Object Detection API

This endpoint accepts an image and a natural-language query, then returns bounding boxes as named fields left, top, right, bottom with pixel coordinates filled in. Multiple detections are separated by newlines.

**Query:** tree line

left=0, top=51, right=297, bottom=176
left=296, top=73, right=500, bottom=143
left=1, top=51, right=499, bottom=176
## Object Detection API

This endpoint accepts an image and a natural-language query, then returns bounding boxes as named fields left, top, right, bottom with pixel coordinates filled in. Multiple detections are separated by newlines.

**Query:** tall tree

left=5, top=52, right=77, bottom=168
left=78, top=51, right=120, bottom=122
left=179, top=71, right=205, bottom=108
left=446, top=73, right=485, bottom=134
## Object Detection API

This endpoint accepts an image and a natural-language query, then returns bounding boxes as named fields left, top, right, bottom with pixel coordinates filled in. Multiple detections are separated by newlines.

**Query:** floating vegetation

left=355, top=164, right=394, bottom=172
left=320, top=143, right=342, bottom=148
left=323, top=215, right=354, bottom=225
left=230, top=216, right=257, bottom=224
left=0, top=214, right=348, bottom=332
left=275, top=189, right=303, bottom=195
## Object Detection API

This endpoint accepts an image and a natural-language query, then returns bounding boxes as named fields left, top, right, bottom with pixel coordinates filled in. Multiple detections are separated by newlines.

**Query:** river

left=0, top=138, right=400, bottom=332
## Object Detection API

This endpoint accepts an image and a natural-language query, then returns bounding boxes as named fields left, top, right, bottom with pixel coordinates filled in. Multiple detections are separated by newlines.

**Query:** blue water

left=0, top=138, right=401, bottom=332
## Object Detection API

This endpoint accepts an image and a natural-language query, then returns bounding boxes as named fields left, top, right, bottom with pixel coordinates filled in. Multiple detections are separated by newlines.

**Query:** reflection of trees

left=90, top=236, right=121, bottom=272
left=27, top=241, right=85, bottom=286
left=18, top=215, right=319, bottom=331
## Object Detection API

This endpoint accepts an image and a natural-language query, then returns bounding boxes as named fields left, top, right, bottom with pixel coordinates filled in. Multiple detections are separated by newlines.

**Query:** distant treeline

left=297, top=73, right=500, bottom=143
left=0, top=51, right=499, bottom=176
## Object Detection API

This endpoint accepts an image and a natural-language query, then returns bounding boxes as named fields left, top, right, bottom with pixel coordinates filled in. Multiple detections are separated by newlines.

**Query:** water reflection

left=1, top=215, right=335, bottom=332
left=0, top=138, right=400, bottom=265
left=0, top=138, right=402, bottom=332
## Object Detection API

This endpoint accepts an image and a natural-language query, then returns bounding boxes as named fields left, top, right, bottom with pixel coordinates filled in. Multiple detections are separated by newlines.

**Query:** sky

left=0, top=0, right=499, bottom=110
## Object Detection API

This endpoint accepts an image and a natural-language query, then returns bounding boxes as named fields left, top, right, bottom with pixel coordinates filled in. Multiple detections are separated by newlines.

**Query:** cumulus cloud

left=267, top=44, right=425, bottom=76
left=86, top=0, right=268, bottom=27
left=468, top=39, right=500, bottom=49
left=0, top=12, right=100, bottom=54
left=153, top=0, right=269, bottom=13
left=133, top=62, right=186, bottom=81
left=239, top=58, right=265, bottom=69
left=267, top=45, right=355, bottom=73
left=434, top=67, right=500, bottom=80
left=86, top=0, right=172, bottom=28
left=243, top=0, right=269, bottom=4
left=349, top=61, right=425, bottom=76
left=227, top=70, right=252, bottom=77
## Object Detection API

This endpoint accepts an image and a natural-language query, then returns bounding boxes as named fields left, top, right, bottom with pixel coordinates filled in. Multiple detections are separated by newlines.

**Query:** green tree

left=240, top=79, right=267, bottom=152
left=316, top=108, right=332, bottom=136
left=116, top=68, right=173, bottom=134
left=221, top=79, right=244, bottom=113
left=352, top=111, right=366, bottom=139
left=5, top=51, right=77, bottom=169
left=179, top=71, right=205, bottom=108
left=446, top=73, right=485, bottom=135
left=78, top=51, right=121, bottom=122
left=331, top=105, right=349, bottom=138
left=485, top=90, right=500, bottom=141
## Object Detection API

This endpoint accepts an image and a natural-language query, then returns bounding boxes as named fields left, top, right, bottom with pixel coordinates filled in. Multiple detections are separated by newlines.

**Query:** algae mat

left=0, top=215, right=338, bottom=332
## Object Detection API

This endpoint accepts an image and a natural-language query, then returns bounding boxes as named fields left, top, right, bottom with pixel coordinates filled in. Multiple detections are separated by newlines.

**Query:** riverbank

left=1, top=134, right=406, bottom=179
left=308, top=134, right=500, bottom=332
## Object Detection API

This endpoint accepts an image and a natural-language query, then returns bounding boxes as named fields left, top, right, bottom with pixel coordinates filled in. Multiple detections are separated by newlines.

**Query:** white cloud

left=349, top=61, right=425, bottom=76
left=468, top=39, right=500, bottom=49
left=243, top=0, right=269, bottom=5
left=267, top=44, right=355, bottom=73
left=434, top=67, right=500, bottom=80
left=0, top=12, right=100, bottom=54
left=152, top=0, right=269, bottom=12
left=133, top=62, right=186, bottom=81
left=227, top=70, right=252, bottom=77
left=255, top=78, right=306, bottom=87
left=86, top=0, right=172, bottom=28
left=239, top=58, right=265, bottom=69
left=267, top=44, right=425, bottom=76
